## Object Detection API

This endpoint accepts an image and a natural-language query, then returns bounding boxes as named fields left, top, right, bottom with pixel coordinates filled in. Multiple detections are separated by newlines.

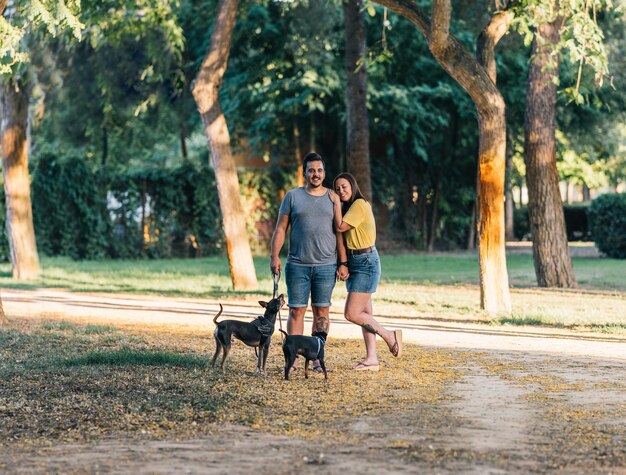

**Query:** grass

left=0, top=253, right=624, bottom=332
left=62, top=348, right=210, bottom=368
left=0, top=320, right=460, bottom=446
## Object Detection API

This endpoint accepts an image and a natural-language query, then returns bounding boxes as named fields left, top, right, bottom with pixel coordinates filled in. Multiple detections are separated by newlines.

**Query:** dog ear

left=259, top=301, right=268, bottom=308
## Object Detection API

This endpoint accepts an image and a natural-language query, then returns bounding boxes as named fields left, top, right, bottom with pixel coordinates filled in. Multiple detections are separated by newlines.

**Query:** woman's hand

left=336, top=263, right=349, bottom=281
left=328, top=189, right=341, bottom=206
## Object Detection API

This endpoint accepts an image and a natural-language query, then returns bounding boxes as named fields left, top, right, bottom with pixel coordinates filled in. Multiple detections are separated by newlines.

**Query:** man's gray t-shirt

left=279, top=187, right=336, bottom=266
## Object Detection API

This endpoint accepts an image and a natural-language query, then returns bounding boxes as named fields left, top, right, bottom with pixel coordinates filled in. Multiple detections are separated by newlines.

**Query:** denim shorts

left=347, top=248, right=381, bottom=293
left=285, top=262, right=337, bottom=308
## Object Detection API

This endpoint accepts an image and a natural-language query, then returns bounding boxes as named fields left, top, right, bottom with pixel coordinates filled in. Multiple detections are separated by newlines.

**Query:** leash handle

left=272, top=270, right=285, bottom=343
left=272, top=269, right=281, bottom=298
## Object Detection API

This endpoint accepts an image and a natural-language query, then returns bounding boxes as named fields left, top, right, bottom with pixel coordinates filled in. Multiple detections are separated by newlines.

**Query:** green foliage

left=588, top=193, right=626, bottom=258
left=238, top=165, right=298, bottom=254
left=514, top=205, right=592, bottom=241
left=31, top=153, right=110, bottom=260
left=0, top=0, right=82, bottom=75
left=23, top=153, right=224, bottom=261
left=104, top=162, right=224, bottom=259
left=63, top=349, right=209, bottom=368
left=510, top=0, right=614, bottom=102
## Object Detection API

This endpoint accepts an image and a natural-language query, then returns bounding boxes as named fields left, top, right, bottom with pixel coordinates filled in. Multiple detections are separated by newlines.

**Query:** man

left=270, top=152, right=348, bottom=371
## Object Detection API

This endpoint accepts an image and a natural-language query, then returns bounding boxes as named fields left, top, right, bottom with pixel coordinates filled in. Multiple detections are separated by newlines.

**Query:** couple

left=270, top=152, right=402, bottom=372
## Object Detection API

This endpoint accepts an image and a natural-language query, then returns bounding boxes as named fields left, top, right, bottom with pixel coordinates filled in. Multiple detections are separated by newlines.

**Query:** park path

left=2, top=288, right=625, bottom=361
left=2, top=288, right=625, bottom=473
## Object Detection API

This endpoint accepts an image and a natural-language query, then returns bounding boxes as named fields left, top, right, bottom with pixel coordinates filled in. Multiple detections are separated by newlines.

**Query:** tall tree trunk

left=343, top=0, right=372, bottom=200
left=293, top=121, right=304, bottom=187
left=180, top=127, right=188, bottom=160
left=427, top=178, right=440, bottom=252
left=505, top=127, right=515, bottom=241
left=467, top=199, right=476, bottom=250
left=524, top=16, right=576, bottom=288
left=101, top=127, right=108, bottom=166
left=191, top=0, right=257, bottom=290
left=0, top=79, right=41, bottom=280
left=375, top=0, right=512, bottom=312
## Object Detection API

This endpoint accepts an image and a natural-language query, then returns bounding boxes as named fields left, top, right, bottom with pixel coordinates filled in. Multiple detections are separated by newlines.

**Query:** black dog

left=280, top=329, right=328, bottom=380
left=211, top=294, right=285, bottom=374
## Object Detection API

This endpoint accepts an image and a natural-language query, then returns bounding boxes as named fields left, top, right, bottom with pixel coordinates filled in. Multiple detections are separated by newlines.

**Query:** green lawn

left=1, top=253, right=624, bottom=331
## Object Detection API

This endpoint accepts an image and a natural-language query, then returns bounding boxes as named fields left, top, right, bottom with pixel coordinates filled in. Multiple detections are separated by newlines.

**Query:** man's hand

left=336, top=264, right=349, bottom=281
left=270, top=256, right=282, bottom=276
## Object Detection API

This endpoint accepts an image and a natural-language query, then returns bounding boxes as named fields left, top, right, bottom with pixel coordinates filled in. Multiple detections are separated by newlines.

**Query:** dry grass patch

left=0, top=318, right=460, bottom=447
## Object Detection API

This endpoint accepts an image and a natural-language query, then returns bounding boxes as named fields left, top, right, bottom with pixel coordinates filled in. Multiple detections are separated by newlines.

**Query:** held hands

left=336, top=264, right=349, bottom=281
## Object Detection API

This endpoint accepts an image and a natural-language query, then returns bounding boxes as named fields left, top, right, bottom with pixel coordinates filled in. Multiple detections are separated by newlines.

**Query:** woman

left=330, top=173, right=402, bottom=371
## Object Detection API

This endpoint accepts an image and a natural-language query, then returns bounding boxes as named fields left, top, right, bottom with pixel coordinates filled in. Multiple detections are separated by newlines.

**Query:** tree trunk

left=343, top=0, right=372, bottom=200
left=293, top=121, right=304, bottom=187
left=191, top=0, right=257, bottom=290
left=374, top=0, right=512, bottom=312
left=0, top=79, right=41, bottom=280
left=582, top=183, right=590, bottom=202
left=180, top=127, right=188, bottom=160
left=467, top=199, right=476, bottom=250
left=427, top=179, right=439, bottom=252
left=0, top=290, right=8, bottom=325
left=505, top=127, right=515, bottom=241
left=524, top=17, right=576, bottom=288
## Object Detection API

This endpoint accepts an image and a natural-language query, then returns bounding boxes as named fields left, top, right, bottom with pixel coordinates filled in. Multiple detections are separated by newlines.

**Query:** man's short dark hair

left=302, top=152, right=325, bottom=172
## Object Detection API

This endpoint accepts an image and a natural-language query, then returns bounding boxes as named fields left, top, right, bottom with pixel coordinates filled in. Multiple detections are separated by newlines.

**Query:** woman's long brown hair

left=333, top=172, right=367, bottom=215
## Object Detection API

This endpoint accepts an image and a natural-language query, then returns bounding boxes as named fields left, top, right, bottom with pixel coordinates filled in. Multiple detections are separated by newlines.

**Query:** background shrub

left=514, top=204, right=591, bottom=241
left=588, top=193, right=626, bottom=258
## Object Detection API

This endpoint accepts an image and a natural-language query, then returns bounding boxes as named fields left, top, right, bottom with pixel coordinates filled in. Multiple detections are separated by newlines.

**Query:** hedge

left=588, top=193, right=626, bottom=258
left=513, top=204, right=591, bottom=241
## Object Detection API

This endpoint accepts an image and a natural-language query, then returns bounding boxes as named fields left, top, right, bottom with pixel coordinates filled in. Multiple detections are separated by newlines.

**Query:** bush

left=513, top=204, right=591, bottom=241
left=588, top=193, right=626, bottom=258
left=32, top=153, right=110, bottom=260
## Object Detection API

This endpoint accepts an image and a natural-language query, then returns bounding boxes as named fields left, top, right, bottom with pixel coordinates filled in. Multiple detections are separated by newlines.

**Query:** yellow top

left=343, top=199, right=376, bottom=250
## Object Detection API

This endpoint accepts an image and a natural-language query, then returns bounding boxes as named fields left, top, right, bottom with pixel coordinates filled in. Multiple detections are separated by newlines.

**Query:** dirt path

left=1, top=289, right=625, bottom=474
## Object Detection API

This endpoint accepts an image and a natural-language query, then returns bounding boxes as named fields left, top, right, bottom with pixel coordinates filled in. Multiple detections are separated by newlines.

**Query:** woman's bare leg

left=345, top=292, right=395, bottom=365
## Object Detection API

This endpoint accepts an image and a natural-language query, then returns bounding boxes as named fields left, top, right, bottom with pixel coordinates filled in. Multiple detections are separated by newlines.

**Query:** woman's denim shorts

left=347, top=247, right=381, bottom=293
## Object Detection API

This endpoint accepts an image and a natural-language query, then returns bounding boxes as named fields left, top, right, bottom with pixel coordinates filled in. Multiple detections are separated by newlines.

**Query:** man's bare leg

left=287, top=307, right=306, bottom=335
left=287, top=307, right=306, bottom=370
left=311, top=306, right=330, bottom=370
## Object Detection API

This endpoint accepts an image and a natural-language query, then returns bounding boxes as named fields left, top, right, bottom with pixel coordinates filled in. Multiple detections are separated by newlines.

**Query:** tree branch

left=477, top=10, right=515, bottom=83
left=372, top=0, right=430, bottom=37
left=430, top=0, right=451, bottom=57
left=373, top=0, right=503, bottom=114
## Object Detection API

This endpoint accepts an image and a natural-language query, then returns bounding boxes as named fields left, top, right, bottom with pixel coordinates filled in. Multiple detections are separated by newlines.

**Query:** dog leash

left=273, top=270, right=285, bottom=343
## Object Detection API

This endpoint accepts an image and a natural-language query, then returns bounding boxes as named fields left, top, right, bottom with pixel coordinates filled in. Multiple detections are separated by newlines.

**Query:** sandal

left=353, top=362, right=380, bottom=371
left=389, top=330, right=403, bottom=358
left=312, top=363, right=332, bottom=373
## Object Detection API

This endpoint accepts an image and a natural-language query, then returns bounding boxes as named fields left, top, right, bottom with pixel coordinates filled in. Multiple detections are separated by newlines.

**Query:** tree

left=191, top=0, right=258, bottom=290
left=0, top=77, right=40, bottom=278
left=518, top=0, right=614, bottom=287
left=343, top=0, right=372, bottom=199
left=373, top=0, right=513, bottom=312
left=0, top=1, right=82, bottom=279
left=524, top=12, right=576, bottom=287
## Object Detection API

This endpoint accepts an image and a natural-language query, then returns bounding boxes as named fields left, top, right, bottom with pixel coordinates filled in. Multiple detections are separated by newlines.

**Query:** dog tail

left=279, top=329, right=288, bottom=337
left=212, top=304, right=223, bottom=324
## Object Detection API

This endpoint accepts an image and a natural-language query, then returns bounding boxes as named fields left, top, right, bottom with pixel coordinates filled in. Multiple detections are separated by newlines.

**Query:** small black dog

left=280, top=329, right=328, bottom=380
left=211, top=294, right=285, bottom=374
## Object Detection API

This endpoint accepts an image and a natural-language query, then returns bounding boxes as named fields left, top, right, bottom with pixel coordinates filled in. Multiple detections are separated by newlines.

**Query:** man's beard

left=307, top=179, right=323, bottom=188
